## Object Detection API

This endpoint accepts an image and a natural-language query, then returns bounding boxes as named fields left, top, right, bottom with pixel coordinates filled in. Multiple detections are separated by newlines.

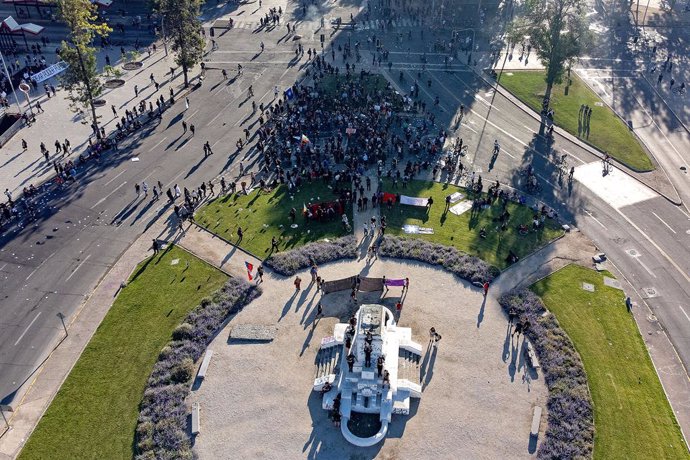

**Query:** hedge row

left=264, top=235, right=358, bottom=276
left=378, top=236, right=499, bottom=284
left=499, top=289, right=594, bottom=459
left=135, top=278, right=261, bottom=459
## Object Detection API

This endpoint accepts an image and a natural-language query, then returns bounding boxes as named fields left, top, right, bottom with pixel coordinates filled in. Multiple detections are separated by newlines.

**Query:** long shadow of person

left=477, top=295, right=486, bottom=328
left=422, top=345, right=438, bottom=390
left=279, top=290, right=298, bottom=321
left=502, top=323, right=513, bottom=362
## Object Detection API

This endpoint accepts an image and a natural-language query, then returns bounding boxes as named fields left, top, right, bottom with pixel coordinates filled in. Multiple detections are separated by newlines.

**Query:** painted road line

left=91, top=181, right=128, bottom=209
left=562, top=149, right=586, bottom=165
left=523, top=124, right=538, bottom=134
left=14, top=312, right=42, bottom=346
left=635, top=256, right=657, bottom=278
left=187, top=108, right=200, bottom=120
left=26, top=250, right=56, bottom=281
left=103, top=169, right=126, bottom=186
left=65, top=254, right=92, bottom=282
left=501, top=148, right=517, bottom=160
left=679, top=305, right=690, bottom=323
left=584, top=209, right=607, bottom=229
left=652, top=212, right=677, bottom=234
left=148, top=136, right=168, bottom=152
left=618, top=207, right=690, bottom=284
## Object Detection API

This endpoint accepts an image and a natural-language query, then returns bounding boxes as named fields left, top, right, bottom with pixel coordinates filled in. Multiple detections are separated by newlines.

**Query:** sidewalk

left=0, top=45, right=186, bottom=196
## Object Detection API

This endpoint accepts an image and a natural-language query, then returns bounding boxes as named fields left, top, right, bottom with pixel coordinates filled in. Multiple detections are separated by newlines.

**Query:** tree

left=518, top=0, right=591, bottom=108
left=58, top=0, right=111, bottom=136
left=157, top=0, right=205, bottom=87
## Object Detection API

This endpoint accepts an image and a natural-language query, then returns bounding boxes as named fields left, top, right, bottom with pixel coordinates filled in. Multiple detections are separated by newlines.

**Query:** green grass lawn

left=19, top=246, right=228, bottom=460
left=379, top=180, right=563, bottom=269
left=531, top=265, right=688, bottom=460
left=195, top=182, right=352, bottom=258
left=499, top=70, right=654, bottom=172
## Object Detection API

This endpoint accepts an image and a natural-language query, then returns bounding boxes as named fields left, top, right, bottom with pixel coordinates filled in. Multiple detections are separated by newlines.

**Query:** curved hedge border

left=378, top=236, right=500, bottom=284
left=264, top=235, right=358, bottom=276
left=499, top=289, right=594, bottom=459
left=135, top=278, right=261, bottom=460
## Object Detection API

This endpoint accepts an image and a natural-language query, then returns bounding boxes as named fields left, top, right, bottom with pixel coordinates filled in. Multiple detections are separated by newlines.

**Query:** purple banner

left=385, top=279, right=406, bottom=287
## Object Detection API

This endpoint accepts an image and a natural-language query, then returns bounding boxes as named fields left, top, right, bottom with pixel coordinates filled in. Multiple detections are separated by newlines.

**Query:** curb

left=474, top=67, right=684, bottom=207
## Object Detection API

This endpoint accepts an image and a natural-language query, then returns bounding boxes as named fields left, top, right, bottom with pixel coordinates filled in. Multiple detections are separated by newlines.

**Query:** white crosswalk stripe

left=221, top=18, right=418, bottom=32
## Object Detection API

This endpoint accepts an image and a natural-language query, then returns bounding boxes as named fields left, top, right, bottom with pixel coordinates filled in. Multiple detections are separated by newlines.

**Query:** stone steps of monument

left=314, top=345, right=341, bottom=380
left=397, top=349, right=420, bottom=384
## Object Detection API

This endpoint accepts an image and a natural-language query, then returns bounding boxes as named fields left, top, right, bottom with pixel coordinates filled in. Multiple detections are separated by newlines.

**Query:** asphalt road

left=1, top=10, right=689, bottom=406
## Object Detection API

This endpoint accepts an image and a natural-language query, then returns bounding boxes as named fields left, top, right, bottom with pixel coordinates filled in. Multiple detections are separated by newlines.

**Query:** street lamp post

left=0, top=50, right=23, bottom=114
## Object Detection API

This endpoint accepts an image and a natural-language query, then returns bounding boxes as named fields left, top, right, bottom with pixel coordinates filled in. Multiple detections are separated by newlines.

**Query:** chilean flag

left=245, top=261, right=254, bottom=281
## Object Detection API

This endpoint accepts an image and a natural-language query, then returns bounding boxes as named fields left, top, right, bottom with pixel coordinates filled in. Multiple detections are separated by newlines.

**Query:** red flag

left=245, top=261, right=254, bottom=281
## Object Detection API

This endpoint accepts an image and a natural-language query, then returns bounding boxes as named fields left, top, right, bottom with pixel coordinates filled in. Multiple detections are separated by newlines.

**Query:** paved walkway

left=0, top=48, right=192, bottom=196
left=190, top=258, right=547, bottom=459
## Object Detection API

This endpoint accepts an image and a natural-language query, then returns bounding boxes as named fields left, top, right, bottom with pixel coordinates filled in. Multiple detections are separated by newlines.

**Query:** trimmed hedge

left=135, top=278, right=261, bottom=459
left=499, top=289, right=594, bottom=459
left=264, top=235, right=358, bottom=276
left=378, top=235, right=499, bottom=284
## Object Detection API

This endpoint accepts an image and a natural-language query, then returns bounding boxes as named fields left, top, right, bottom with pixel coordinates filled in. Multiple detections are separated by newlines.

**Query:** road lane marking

left=148, top=136, right=168, bottom=152
left=103, top=169, right=126, bottom=186
left=501, top=148, right=517, bottom=159
left=679, top=305, right=690, bottom=323
left=584, top=209, right=607, bottom=229
left=187, top=108, right=200, bottom=120
left=14, top=312, right=41, bottom=346
left=25, top=250, right=56, bottom=281
left=562, top=149, right=586, bottom=165
left=91, top=181, right=128, bottom=209
left=634, top=256, right=657, bottom=278
left=617, top=207, right=690, bottom=284
left=652, top=212, right=676, bottom=234
left=65, top=254, right=91, bottom=282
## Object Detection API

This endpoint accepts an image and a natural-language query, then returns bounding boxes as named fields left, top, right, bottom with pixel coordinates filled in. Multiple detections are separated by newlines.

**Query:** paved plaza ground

left=189, top=258, right=547, bottom=459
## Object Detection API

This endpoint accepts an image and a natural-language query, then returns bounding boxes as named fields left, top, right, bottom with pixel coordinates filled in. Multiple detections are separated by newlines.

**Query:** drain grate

left=626, top=249, right=640, bottom=257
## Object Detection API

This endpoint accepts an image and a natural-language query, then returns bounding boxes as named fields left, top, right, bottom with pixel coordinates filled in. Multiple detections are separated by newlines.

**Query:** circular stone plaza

left=188, top=258, right=547, bottom=459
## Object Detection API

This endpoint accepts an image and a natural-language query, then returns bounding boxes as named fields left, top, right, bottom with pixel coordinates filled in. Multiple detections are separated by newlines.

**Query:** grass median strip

left=499, top=70, right=654, bottom=171
left=379, top=180, right=563, bottom=269
left=195, top=182, right=352, bottom=258
left=531, top=265, right=687, bottom=460
left=19, top=245, right=228, bottom=460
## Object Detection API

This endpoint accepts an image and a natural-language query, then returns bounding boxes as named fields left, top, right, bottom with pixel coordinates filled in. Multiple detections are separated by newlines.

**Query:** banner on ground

left=403, top=224, right=434, bottom=235
left=400, top=195, right=428, bottom=207
left=449, top=201, right=472, bottom=216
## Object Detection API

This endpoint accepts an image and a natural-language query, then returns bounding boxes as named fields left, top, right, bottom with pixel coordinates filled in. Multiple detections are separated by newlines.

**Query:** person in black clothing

left=347, top=353, right=357, bottom=372
left=376, top=355, right=385, bottom=377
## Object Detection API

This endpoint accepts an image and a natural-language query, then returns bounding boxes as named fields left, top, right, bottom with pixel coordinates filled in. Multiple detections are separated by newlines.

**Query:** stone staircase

left=314, top=345, right=342, bottom=382
left=397, top=349, right=421, bottom=384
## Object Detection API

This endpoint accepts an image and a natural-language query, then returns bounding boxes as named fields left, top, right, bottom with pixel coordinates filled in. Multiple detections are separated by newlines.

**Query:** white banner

left=31, top=61, right=69, bottom=83
left=399, top=195, right=428, bottom=207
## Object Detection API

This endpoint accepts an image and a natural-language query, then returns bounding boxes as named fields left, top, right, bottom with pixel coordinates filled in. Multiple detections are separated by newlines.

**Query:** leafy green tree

left=58, top=0, right=111, bottom=136
left=516, top=0, right=591, bottom=108
left=157, top=0, right=205, bottom=87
